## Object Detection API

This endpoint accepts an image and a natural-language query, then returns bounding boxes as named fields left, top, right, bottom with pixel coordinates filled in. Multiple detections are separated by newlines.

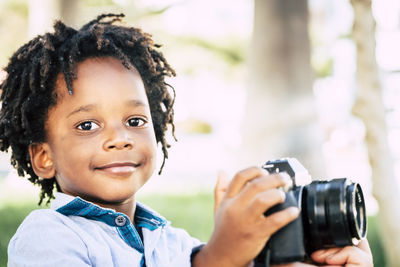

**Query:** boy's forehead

left=55, top=57, right=143, bottom=96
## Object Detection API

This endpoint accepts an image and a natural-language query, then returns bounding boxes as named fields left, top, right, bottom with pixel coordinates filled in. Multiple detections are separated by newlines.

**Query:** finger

left=326, top=246, right=372, bottom=266
left=323, top=247, right=358, bottom=265
left=245, top=189, right=286, bottom=217
left=357, top=238, right=372, bottom=254
left=271, top=263, right=316, bottom=267
left=312, top=245, right=372, bottom=266
left=225, top=167, right=269, bottom=197
left=238, top=174, right=289, bottom=204
left=311, top=247, right=341, bottom=262
left=275, top=262, right=341, bottom=267
left=259, top=206, right=299, bottom=236
left=214, top=170, right=230, bottom=213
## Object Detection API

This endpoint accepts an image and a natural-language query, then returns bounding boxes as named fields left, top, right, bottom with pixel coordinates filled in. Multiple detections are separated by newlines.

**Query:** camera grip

left=263, top=190, right=306, bottom=264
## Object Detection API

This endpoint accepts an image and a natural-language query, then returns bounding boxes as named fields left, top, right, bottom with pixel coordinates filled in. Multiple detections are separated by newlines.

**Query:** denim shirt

left=8, top=193, right=202, bottom=267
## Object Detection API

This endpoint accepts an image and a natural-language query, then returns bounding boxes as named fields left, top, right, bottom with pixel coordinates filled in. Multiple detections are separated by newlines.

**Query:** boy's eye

left=126, top=118, right=146, bottom=127
left=77, top=121, right=100, bottom=131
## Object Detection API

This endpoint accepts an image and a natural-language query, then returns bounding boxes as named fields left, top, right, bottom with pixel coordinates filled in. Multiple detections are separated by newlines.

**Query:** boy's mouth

left=94, top=162, right=140, bottom=175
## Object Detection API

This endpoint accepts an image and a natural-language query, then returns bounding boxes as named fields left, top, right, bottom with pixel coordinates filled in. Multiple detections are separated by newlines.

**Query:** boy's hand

left=273, top=239, right=373, bottom=267
left=311, top=239, right=373, bottom=267
left=193, top=167, right=300, bottom=267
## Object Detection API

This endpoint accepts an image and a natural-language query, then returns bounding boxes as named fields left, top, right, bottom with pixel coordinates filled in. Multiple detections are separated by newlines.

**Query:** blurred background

left=0, top=0, right=399, bottom=266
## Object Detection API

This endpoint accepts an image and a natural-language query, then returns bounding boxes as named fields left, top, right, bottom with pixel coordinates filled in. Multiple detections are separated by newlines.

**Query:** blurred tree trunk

left=350, top=0, right=400, bottom=266
left=28, top=0, right=80, bottom=37
left=241, top=0, right=324, bottom=176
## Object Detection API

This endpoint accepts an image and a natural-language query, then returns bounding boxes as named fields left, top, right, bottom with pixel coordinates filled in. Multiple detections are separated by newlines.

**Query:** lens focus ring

left=304, top=178, right=367, bottom=251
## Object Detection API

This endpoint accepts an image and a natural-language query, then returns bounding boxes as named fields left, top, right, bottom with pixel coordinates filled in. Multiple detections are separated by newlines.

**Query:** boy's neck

left=101, top=197, right=137, bottom=223
left=81, top=195, right=137, bottom=224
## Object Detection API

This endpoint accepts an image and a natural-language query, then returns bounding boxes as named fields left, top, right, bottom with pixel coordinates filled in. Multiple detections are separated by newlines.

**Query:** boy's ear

left=28, top=143, right=56, bottom=179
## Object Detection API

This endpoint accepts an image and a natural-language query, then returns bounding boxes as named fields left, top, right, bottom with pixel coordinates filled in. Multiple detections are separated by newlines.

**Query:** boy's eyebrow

left=126, top=99, right=149, bottom=108
left=67, top=104, right=96, bottom=118
left=67, top=100, right=148, bottom=118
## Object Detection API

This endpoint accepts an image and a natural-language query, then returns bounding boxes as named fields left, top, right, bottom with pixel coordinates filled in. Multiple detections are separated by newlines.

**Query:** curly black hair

left=0, top=13, right=176, bottom=205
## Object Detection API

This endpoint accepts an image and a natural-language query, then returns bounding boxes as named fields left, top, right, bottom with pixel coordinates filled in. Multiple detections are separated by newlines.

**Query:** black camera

left=254, top=158, right=367, bottom=266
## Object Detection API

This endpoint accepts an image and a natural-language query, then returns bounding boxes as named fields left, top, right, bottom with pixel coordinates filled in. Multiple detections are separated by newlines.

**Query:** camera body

left=254, top=158, right=367, bottom=266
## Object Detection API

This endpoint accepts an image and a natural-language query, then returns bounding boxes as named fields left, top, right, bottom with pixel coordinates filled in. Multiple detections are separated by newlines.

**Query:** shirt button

left=115, top=215, right=127, bottom=226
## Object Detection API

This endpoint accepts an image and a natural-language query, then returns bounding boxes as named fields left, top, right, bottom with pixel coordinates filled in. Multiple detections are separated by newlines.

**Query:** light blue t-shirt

left=8, top=193, right=202, bottom=267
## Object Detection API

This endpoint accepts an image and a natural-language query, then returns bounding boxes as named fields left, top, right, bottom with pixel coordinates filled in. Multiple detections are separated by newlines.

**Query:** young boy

left=1, top=14, right=372, bottom=267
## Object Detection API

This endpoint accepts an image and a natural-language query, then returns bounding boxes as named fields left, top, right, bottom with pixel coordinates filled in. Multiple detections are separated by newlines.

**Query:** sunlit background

left=1, top=0, right=400, bottom=266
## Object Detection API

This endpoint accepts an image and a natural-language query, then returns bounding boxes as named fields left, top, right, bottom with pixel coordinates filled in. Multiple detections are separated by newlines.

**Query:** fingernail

left=289, top=207, right=300, bottom=217
left=278, top=173, right=293, bottom=192
left=280, top=173, right=293, bottom=186
left=279, top=190, right=286, bottom=201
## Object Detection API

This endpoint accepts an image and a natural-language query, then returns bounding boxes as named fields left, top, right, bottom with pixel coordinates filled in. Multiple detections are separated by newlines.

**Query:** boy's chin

left=80, top=191, right=137, bottom=206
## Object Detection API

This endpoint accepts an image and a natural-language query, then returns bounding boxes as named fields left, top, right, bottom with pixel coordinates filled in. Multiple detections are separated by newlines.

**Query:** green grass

left=138, top=193, right=214, bottom=242
left=0, top=193, right=386, bottom=267
left=0, top=201, right=39, bottom=266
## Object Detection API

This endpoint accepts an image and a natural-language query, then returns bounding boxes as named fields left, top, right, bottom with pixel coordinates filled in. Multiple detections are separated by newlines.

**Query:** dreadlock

left=0, top=13, right=176, bottom=205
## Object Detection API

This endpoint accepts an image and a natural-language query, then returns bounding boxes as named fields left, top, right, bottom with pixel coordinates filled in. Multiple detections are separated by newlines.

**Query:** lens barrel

left=303, top=178, right=367, bottom=251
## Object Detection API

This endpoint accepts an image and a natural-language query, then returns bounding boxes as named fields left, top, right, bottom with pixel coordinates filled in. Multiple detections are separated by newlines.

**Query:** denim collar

left=51, top=192, right=167, bottom=253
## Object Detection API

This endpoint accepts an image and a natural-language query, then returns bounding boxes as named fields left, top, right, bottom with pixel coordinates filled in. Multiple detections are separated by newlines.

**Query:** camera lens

left=303, top=178, right=367, bottom=251
left=347, top=183, right=367, bottom=241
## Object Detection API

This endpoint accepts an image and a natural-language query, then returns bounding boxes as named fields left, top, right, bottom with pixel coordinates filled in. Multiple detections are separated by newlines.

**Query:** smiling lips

left=95, top=162, right=139, bottom=175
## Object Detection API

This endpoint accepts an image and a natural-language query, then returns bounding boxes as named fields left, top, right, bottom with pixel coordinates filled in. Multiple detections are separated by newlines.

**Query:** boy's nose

left=103, top=126, right=134, bottom=151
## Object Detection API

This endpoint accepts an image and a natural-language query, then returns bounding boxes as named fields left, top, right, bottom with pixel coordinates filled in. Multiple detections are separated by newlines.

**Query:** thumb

left=214, top=170, right=230, bottom=214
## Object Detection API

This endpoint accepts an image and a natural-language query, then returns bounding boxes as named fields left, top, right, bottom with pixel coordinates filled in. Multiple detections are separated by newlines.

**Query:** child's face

left=33, top=57, right=157, bottom=205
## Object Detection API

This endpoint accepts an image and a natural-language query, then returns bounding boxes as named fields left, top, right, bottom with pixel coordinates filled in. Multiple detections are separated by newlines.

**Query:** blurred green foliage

left=0, top=201, right=38, bottom=267
left=0, top=194, right=386, bottom=267
left=138, top=193, right=214, bottom=242
left=0, top=0, right=29, bottom=67
left=178, top=36, right=246, bottom=66
left=177, top=118, right=213, bottom=134
left=1, top=0, right=29, bottom=17
left=84, top=0, right=115, bottom=7
left=311, top=56, right=334, bottom=78
left=367, top=214, right=387, bottom=267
